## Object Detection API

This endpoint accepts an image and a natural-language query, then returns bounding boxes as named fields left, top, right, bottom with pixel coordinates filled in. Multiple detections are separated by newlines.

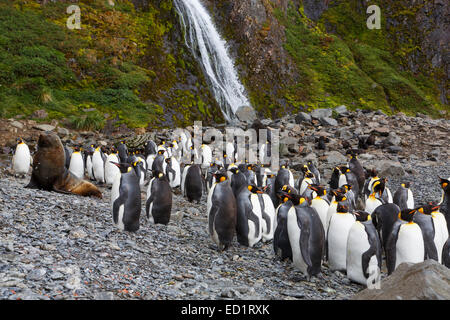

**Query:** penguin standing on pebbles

left=386, top=209, right=424, bottom=275
left=104, top=148, right=120, bottom=186
left=364, top=180, right=385, bottom=214
left=146, top=170, right=172, bottom=225
left=207, top=172, right=237, bottom=251
left=110, top=162, right=141, bottom=232
left=346, top=211, right=382, bottom=286
left=273, top=192, right=294, bottom=261
left=92, top=146, right=105, bottom=184
left=393, top=182, right=414, bottom=210
left=85, top=145, right=95, bottom=181
left=286, top=193, right=325, bottom=279
left=236, top=185, right=264, bottom=247
left=68, top=147, right=85, bottom=180
left=12, top=138, right=31, bottom=176
left=182, top=164, right=203, bottom=203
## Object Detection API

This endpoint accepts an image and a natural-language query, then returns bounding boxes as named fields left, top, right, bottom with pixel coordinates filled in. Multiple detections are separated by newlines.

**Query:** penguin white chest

left=311, top=198, right=329, bottom=237
left=328, top=213, right=355, bottom=271
left=13, top=143, right=31, bottom=175
left=261, top=194, right=276, bottom=242
left=247, top=194, right=263, bottom=247
left=395, top=223, right=425, bottom=268
left=406, top=189, right=414, bottom=209
left=104, top=154, right=120, bottom=185
left=92, top=151, right=105, bottom=182
left=346, top=222, right=376, bottom=285
left=111, top=174, right=125, bottom=230
left=69, top=152, right=84, bottom=179
left=365, top=197, right=382, bottom=214
left=338, top=174, right=347, bottom=188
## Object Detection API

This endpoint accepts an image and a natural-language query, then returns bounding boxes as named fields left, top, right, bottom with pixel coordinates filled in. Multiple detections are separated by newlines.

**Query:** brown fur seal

left=26, top=131, right=102, bottom=198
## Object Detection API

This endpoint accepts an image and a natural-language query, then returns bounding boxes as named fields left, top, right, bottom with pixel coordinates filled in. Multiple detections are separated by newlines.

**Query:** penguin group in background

left=110, top=162, right=141, bottom=232
left=207, top=171, right=237, bottom=251
left=146, top=170, right=172, bottom=225
left=12, top=138, right=31, bottom=176
left=393, top=182, right=414, bottom=210
left=346, top=211, right=382, bottom=285
left=385, top=209, right=424, bottom=274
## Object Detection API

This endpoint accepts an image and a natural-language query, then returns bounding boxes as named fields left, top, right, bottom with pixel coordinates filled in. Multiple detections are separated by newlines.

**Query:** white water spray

left=173, top=0, right=251, bottom=122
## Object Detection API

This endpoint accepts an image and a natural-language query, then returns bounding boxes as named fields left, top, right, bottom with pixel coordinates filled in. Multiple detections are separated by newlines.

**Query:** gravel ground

left=0, top=154, right=448, bottom=300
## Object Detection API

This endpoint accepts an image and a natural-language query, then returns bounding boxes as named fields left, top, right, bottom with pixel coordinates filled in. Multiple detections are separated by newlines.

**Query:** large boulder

left=352, top=260, right=450, bottom=300
left=376, top=160, right=406, bottom=177
left=235, top=105, right=257, bottom=123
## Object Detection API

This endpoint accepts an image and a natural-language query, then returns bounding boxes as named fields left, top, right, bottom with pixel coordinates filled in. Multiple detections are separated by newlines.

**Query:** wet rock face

left=302, top=0, right=329, bottom=21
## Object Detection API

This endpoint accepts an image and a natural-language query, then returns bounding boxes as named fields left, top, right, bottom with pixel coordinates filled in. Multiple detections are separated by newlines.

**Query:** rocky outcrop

left=352, top=260, right=450, bottom=300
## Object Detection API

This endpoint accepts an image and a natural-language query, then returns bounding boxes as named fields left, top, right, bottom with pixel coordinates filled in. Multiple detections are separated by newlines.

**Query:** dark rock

left=320, top=117, right=338, bottom=126
left=352, top=260, right=450, bottom=300
left=295, top=112, right=312, bottom=124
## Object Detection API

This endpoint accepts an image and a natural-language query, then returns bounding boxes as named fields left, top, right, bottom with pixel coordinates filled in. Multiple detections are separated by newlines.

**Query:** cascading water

left=173, top=0, right=251, bottom=122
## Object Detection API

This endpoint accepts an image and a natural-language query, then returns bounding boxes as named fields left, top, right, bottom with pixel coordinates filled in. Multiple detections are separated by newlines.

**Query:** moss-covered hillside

left=0, top=0, right=222, bottom=129
left=0, top=0, right=447, bottom=130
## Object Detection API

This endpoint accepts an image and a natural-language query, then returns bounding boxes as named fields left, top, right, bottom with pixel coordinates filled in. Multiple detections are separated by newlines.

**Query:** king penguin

left=92, top=146, right=105, bottom=184
left=68, top=147, right=85, bottom=180
left=85, top=145, right=95, bottom=181
left=286, top=193, right=325, bottom=279
left=327, top=204, right=356, bottom=271
left=385, top=208, right=425, bottom=275
left=12, top=138, right=31, bottom=176
left=146, top=170, right=172, bottom=225
left=110, top=162, right=141, bottom=232
left=273, top=193, right=294, bottom=261
left=308, top=185, right=330, bottom=238
left=371, top=202, right=402, bottom=254
left=165, top=156, right=181, bottom=189
left=442, top=238, right=450, bottom=268
left=393, top=182, right=414, bottom=210
left=235, top=185, right=264, bottom=247
left=104, top=149, right=120, bottom=187
left=117, top=141, right=128, bottom=163
left=207, top=171, right=237, bottom=251
left=346, top=149, right=365, bottom=193
left=182, top=164, right=203, bottom=203
left=346, top=211, right=382, bottom=285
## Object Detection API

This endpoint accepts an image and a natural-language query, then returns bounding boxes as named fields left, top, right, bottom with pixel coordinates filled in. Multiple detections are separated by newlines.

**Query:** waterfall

left=173, top=0, right=251, bottom=122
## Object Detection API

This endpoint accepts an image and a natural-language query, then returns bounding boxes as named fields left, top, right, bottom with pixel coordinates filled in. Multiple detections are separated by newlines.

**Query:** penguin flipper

left=386, top=222, right=401, bottom=275
left=297, top=213, right=313, bottom=269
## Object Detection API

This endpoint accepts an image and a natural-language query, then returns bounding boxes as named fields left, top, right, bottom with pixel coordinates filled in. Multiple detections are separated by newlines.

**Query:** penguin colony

left=11, top=135, right=450, bottom=286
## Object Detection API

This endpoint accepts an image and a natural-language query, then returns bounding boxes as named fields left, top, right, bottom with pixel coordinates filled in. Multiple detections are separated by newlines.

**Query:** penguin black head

left=213, top=171, right=228, bottom=183
left=111, top=161, right=133, bottom=174
left=439, top=177, right=449, bottom=191
left=153, top=170, right=165, bottom=180
left=346, top=149, right=359, bottom=159
left=305, top=172, right=315, bottom=179
left=336, top=204, right=349, bottom=213
left=369, top=169, right=378, bottom=178
left=247, top=164, right=255, bottom=171
left=247, top=185, right=263, bottom=194
left=400, top=182, right=411, bottom=189
left=307, top=160, right=315, bottom=167
left=308, top=184, right=327, bottom=197
left=399, top=209, right=416, bottom=222
left=16, top=137, right=24, bottom=144
left=158, top=149, right=165, bottom=155
left=229, top=167, right=239, bottom=174
left=342, top=184, right=352, bottom=192
left=372, top=179, right=385, bottom=196
left=339, top=165, right=350, bottom=173
left=416, top=204, right=433, bottom=216
left=425, top=202, right=441, bottom=213
left=281, top=185, right=295, bottom=194
left=354, top=211, right=371, bottom=222
left=165, top=157, right=171, bottom=164
left=288, top=194, right=309, bottom=206
left=334, top=192, right=347, bottom=203
left=301, top=165, right=309, bottom=174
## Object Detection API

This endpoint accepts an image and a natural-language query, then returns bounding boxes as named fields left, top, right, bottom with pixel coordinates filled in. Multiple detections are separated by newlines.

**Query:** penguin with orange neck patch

left=236, top=184, right=264, bottom=247
left=146, top=170, right=172, bottom=225
left=273, top=189, right=295, bottom=261
left=385, top=208, right=425, bottom=275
